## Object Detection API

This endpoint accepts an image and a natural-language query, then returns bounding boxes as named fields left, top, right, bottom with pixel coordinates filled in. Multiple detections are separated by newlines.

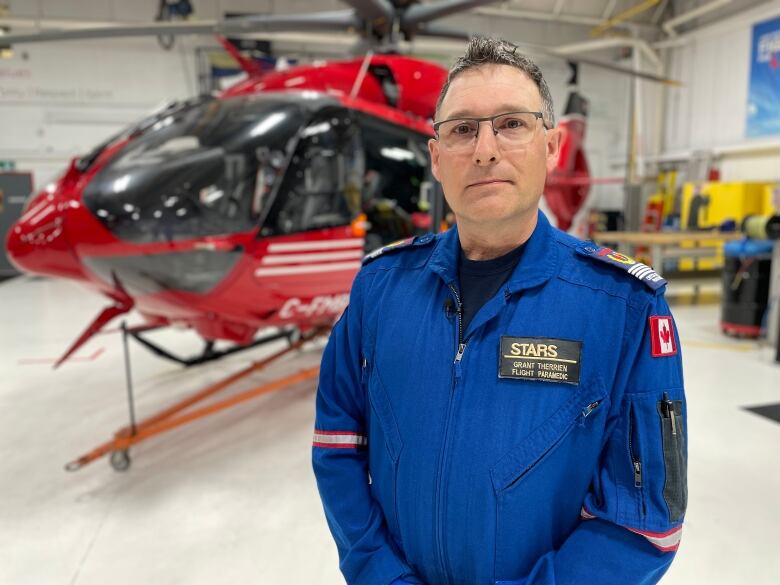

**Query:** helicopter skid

left=63, top=326, right=328, bottom=472
left=127, top=326, right=295, bottom=367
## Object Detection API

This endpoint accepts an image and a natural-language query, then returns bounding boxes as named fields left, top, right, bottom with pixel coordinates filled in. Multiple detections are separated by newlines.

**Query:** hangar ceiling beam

left=556, top=36, right=663, bottom=73
left=652, top=0, right=671, bottom=23
left=602, top=0, right=617, bottom=19
left=661, top=0, right=732, bottom=37
left=590, top=0, right=661, bottom=37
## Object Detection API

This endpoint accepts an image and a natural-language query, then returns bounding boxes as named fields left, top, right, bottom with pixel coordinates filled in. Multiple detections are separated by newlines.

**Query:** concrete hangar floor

left=0, top=274, right=778, bottom=585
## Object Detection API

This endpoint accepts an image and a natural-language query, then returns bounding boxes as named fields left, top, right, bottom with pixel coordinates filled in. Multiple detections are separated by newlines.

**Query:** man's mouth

left=467, top=179, right=513, bottom=188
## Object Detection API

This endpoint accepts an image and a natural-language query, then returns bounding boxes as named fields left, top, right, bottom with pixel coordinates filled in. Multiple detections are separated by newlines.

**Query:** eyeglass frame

left=432, top=111, right=550, bottom=146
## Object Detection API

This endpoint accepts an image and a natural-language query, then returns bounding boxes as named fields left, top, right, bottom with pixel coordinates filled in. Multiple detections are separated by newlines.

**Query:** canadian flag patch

left=650, top=316, right=677, bottom=357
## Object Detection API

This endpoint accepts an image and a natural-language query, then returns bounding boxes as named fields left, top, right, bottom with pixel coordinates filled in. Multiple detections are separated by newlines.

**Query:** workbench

left=591, top=230, right=744, bottom=276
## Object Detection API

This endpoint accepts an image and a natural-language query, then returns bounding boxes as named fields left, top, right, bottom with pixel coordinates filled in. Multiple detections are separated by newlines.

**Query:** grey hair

left=435, top=36, right=555, bottom=128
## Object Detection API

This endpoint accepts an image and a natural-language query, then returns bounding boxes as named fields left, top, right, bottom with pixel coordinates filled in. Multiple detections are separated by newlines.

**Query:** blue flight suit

left=312, top=211, right=687, bottom=585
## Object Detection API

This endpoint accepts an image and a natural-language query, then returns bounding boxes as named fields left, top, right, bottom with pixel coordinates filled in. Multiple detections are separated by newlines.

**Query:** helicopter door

left=354, top=112, right=433, bottom=252
left=260, top=107, right=361, bottom=237
left=252, top=107, right=364, bottom=301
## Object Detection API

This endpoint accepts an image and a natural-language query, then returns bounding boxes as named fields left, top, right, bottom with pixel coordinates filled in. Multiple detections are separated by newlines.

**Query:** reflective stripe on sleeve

left=313, top=430, right=368, bottom=449
left=626, top=525, right=683, bottom=552
left=580, top=505, right=682, bottom=552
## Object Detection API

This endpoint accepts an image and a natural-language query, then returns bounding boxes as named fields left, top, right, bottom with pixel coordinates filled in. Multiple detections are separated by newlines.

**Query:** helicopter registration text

left=279, top=294, right=350, bottom=320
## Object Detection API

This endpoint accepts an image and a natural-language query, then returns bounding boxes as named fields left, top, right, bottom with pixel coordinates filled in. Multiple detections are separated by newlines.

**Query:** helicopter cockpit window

left=82, top=95, right=305, bottom=243
left=261, top=108, right=361, bottom=236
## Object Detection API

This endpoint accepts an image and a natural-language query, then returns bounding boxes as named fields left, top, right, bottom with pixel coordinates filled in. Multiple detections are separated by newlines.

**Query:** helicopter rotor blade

left=402, top=0, right=504, bottom=29
left=414, top=24, right=470, bottom=41
left=405, top=37, right=682, bottom=86
left=0, top=7, right=681, bottom=86
left=556, top=51, right=682, bottom=86
left=225, top=11, right=361, bottom=34
left=339, top=0, right=394, bottom=22
left=0, top=21, right=219, bottom=44
left=0, top=10, right=361, bottom=45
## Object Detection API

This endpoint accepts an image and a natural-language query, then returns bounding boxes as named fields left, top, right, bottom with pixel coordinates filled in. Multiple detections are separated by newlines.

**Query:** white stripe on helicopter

left=261, top=250, right=364, bottom=265
left=255, top=261, right=361, bottom=277
left=267, top=239, right=364, bottom=253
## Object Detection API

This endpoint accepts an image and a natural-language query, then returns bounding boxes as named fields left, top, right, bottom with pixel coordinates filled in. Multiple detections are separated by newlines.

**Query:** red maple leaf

left=660, top=323, right=671, bottom=345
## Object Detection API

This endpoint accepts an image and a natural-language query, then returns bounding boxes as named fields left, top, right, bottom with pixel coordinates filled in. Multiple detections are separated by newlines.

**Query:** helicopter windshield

left=82, top=94, right=305, bottom=243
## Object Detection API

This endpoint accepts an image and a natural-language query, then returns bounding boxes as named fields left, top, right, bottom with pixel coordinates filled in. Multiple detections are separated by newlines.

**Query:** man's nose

left=472, top=121, right=501, bottom=166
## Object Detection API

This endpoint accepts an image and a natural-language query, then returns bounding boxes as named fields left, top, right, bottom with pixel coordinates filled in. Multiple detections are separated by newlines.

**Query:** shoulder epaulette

left=576, top=244, right=667, bottom=291
left=362, top=233, right=436, bottom=266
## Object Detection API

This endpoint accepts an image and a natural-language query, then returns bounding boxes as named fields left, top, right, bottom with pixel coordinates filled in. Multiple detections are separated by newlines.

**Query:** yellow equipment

left=679, top=182, right=773, bottom=271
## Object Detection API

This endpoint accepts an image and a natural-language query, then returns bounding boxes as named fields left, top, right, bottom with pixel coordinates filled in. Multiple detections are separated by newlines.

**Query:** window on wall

left=261, top=107, right=362, bottom=236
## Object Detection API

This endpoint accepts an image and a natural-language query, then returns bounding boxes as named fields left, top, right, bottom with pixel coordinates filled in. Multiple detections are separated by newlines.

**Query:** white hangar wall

left=0, top=38, right=200, bottom=189
left=662, top=0, right=780, bottom=182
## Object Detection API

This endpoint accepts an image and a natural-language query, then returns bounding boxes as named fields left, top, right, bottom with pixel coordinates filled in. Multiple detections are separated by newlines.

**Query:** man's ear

left=428, top=138, right=441, bottom=183
left=545, top=128, right=562, bottom=174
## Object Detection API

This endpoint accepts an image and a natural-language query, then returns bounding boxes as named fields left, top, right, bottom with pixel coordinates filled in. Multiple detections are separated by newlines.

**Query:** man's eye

left=452, top=124, right=473, bottom=135
left=501, top=118, right=527, bottom=130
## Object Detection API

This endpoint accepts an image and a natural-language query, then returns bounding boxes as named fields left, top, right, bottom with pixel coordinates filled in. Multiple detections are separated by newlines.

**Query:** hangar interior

left=1, top=1, right=779, bottom=584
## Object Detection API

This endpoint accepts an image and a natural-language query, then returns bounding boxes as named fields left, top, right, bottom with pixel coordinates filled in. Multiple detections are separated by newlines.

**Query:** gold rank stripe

left=502, top=356, right=578, bottom=363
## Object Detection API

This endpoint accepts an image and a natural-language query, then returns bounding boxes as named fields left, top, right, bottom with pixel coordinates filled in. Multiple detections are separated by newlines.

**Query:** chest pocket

left=490, top=383, right=606, bottom=491
left=491, top=382, right=608, bottom=581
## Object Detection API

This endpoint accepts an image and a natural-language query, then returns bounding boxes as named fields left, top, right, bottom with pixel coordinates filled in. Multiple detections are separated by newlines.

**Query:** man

left=313, top=37, right=687, bottom=585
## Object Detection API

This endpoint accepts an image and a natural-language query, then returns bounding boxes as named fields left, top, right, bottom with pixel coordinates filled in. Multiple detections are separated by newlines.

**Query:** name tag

left=498, top=336, right=582, bottom=385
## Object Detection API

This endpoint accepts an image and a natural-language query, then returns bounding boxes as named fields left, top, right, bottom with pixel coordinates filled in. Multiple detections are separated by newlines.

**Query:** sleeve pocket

left=657, top=393, right=687, bottom=523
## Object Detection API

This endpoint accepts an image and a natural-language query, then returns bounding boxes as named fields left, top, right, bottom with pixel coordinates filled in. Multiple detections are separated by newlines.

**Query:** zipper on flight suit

left=627, top=401, right=646, bottom=519
left=433, top=283, right=466, bottom=585
left=452, top=284, right=466, bottom=377
left=628, top=402, right=642, bottom=488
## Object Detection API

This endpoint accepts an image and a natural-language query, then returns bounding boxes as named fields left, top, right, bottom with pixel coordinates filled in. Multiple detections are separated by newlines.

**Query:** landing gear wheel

left=110, top=449, right=131, bottom=472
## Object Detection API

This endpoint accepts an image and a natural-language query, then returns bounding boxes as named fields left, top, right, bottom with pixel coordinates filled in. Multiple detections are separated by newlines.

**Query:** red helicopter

left=4, top=0, right=676, bottom=368
left=7, top=52, right=446, bottom=366
left=2, top=0, right=681, bottom=470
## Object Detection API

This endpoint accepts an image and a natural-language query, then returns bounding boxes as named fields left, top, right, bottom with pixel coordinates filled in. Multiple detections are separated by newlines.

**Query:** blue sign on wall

left=747, top=16, right=780, bottom=138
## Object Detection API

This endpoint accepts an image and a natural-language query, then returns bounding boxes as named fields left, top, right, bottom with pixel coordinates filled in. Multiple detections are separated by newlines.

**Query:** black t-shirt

left=457, top=242, right=525, bottom=333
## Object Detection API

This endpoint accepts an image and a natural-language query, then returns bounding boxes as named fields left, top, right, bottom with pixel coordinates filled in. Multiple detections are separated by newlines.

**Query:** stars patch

left=650, top=316, right=678, bottom=357
left=498, top=336, right=582, bottom=385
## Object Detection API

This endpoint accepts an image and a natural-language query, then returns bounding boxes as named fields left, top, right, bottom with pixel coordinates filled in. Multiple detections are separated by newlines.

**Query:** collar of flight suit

left=427, top=209, right=561, bottom=296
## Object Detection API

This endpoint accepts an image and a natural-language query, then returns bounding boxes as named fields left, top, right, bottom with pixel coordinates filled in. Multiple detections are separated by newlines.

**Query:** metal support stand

left=110, top=322, right=137, bottom=471
left=121, top=322, right=138, bottom=435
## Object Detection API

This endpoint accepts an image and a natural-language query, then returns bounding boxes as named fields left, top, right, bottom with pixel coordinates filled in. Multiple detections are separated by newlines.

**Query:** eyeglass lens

left=437, top=112, right=540, bottom=150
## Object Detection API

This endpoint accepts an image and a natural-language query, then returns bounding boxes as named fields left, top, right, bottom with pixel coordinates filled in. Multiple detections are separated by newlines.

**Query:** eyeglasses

left=433, top=111, right=547, bottom=152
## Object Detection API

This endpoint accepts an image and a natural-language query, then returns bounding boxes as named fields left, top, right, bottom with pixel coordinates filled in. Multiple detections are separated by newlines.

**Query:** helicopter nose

left=5, top=192, right=85, bottom=280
